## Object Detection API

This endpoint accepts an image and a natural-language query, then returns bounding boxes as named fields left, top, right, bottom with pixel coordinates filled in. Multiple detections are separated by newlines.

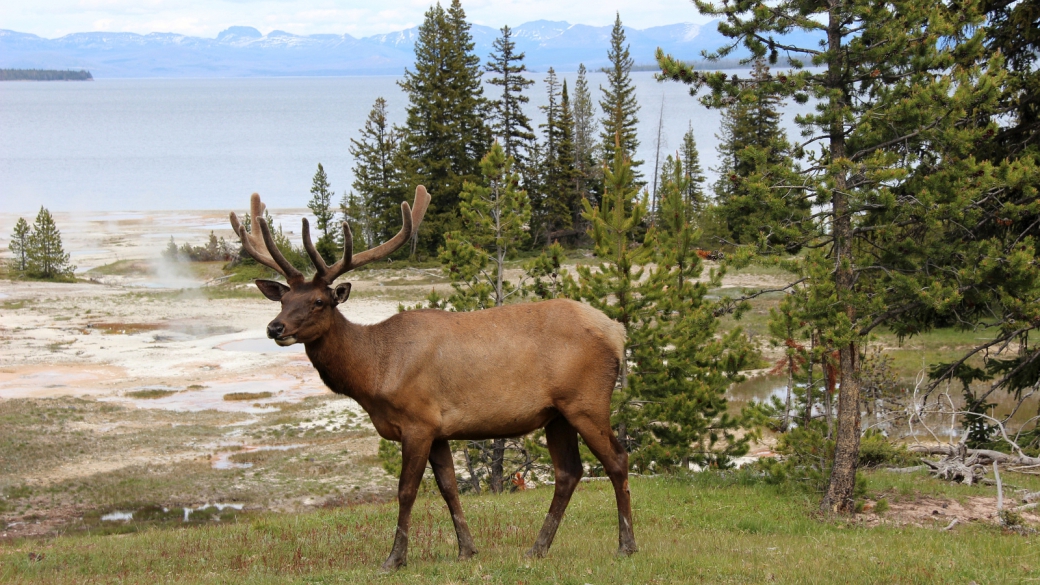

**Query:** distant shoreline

left=0, top=69, right=93, bottom=81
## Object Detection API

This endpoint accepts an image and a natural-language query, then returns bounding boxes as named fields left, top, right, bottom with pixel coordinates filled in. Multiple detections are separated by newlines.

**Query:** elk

left=229, top=188, right=637, bottom=570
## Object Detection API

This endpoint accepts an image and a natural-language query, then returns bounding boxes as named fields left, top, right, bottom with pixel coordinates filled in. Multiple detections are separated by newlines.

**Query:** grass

left=223, top=392, right=273, bottom=402
left=125, top=389, right=178, bottom=400
left=85, top=259, right=150, bottom=277
left=1, top=472, right=1034, bottom=584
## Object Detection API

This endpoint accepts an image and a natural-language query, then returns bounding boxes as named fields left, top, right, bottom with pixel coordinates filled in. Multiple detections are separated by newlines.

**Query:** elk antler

left=303, top=185, right=431, bottom=284
left=229, top=193, right=305, bottom=285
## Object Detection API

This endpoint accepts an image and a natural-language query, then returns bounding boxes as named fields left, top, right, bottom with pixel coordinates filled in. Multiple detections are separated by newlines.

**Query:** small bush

left=858, top=430, right=919, bottom=468
left=874, top=498, right=889, bottom=515
left=378, top=439, right=402, bottom=477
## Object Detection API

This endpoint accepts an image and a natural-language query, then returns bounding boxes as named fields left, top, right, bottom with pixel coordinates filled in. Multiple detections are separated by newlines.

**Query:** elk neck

left=302, top=309, right=382, bottom=407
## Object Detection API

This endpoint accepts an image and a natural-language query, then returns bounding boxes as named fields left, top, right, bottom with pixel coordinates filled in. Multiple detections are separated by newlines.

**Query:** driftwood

left=920, top=456, right=986, bottom=485
left=909, top=445, right=1040, bottom=467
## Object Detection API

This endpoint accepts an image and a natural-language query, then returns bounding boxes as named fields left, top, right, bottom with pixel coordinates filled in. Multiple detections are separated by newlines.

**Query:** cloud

left=3, top=0, right=712, bottom=39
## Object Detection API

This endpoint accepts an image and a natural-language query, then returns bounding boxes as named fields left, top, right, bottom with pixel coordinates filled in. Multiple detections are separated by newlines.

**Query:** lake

left=0, top=72, right=814, bottom=213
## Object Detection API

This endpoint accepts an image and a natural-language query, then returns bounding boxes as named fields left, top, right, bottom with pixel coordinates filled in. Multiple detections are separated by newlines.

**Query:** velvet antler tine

left=349, top=202, right=413, bottom=270
left=230, top=194, right=298, bottom=281
left=410, top=185, right=431, bottom=236
left=257, top=217, right=303, bottom=283
left=301, top=217, right=330, bottom=279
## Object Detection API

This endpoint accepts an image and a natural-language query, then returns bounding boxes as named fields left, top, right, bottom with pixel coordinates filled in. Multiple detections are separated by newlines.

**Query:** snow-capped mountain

left=0, top=21, right=822, bottom=78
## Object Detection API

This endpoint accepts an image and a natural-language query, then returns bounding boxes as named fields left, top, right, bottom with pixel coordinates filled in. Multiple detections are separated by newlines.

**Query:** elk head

left=229, top=187, right=430, bottom=346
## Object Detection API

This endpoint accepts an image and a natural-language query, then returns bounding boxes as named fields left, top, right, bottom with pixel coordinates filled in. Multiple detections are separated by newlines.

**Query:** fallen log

left=909, top=445, right=1040, bottom=467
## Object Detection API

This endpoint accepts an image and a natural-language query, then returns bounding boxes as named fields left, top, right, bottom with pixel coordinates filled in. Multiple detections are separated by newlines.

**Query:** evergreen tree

left=340, top=190, right=374, bottom=254
left=533, top=69, right=579, bottom=243
left=348, top=97, right=404, bottom=247
left=679, top=123, right=707, bottom=213
left=627, top=158, right=755, bottom=469
left=599, top=14, right=642, bottom=181
left=26, top=206, right=74, bottom=279
left=308, top=163, right=337, bottom=263
left=573, top=144, right=651, bottom=447
left=9, top=217, right=30, bottom=273
left=434, top=141, right=531, bottom=492
left=711, top=60, right=807, bottom=252
left=485, top=26, right=536, bottom=171
left=660, top=0, right=1017, bottom=512
left=572, top=63, right=599, bottom=204
left=397, top=0, right=491, bottom=254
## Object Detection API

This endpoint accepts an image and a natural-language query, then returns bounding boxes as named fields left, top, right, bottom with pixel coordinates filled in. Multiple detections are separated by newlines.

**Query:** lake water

left=0, top=72, right=814, bottom=213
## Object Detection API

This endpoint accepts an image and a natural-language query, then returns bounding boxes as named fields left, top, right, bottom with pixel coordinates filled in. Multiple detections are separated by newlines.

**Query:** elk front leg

left=526, top=416, right=583, bottom=558
left=428, top=439, right=478, bottom=560
left=381, top=435, right=433, bottom=571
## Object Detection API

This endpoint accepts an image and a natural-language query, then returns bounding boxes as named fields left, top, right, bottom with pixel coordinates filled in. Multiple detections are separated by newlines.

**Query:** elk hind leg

left=569, top=415, right=637, bottom=556
left=428, top=439, right=478, bottom=560
left=526, top=416, right=583, bottom=558
left=381, top=435, right=433, bottom=571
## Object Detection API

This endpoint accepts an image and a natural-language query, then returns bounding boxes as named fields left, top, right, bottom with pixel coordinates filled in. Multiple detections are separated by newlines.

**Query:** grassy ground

left=1, top=471, right=1034, bottom=584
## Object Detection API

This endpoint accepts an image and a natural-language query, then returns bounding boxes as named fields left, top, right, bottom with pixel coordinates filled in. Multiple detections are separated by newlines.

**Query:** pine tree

left=533, top=69, right=579, bottom=244
left=435, top=141, right=531, bottom=493
left=397, top=0, right=491, bottom=253
left=660, top=0, right=1016, bottom=512
left=573, top=143, right=651, bottom=448
left=626, top=158, right=755, bottom=469
left=348, top=97, right=404, bottom=247
left=339, top=190, right=374, bottom=254
left=27, top=206, right=74, bottom=279
left=711, top=60, right=807, bottom=252
left=679, top=124, right=707, bottom=213
left=308, top=163, right=337, bottom=263
left=9, top=217, right=30, bottom=273
left=485, top=26, right=536, bottom=172
left=572, top=64, right=598, bottom=204
left=599, top=14, right=642, bottom=181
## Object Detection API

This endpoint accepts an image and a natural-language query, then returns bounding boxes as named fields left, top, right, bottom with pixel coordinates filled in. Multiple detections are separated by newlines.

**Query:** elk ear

left=333, top=282, right=351, bottom=304
left=255, top=279, right=289, bottom=302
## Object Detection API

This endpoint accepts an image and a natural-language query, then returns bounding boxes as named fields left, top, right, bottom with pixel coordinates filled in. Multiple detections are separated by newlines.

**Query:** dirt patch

left=858, top=495, right=1040, bottom=529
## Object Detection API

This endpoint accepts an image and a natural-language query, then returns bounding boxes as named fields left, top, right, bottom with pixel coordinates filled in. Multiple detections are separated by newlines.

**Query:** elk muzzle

left=267, top=321, right=296, bottom=346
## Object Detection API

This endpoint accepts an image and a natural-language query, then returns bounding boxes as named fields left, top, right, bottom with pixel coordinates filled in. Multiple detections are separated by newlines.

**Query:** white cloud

left=1, top=0, right=712, bottom=39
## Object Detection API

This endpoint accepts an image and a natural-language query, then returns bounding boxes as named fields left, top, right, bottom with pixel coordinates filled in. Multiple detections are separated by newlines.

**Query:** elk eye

left=315, top=299, right=323, bottom=307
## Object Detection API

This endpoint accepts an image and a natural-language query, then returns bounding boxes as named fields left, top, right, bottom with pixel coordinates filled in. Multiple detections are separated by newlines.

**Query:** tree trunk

left=803, top=332, right=816, bottom=428
left=489, top=438, right=506, bottom=494
left=820, top=0, right=862, bottom=515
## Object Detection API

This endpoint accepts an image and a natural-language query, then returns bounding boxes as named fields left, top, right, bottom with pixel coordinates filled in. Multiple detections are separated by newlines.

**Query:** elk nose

left=267, top=321, right=285, bottom=339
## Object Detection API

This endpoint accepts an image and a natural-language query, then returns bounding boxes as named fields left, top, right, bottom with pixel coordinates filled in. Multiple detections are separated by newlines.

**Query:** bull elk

left=229, top=188, right=636, bottom=570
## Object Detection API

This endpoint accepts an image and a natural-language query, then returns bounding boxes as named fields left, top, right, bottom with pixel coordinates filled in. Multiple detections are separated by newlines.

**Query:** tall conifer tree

left=27, top=207, right=74, bottom=279
left=486, top=26, right=536, bottom=172
left=599, top=14, right=642, bottom=181
left=572, top=64, right=598, bottom=203
left=308, top=163, right=337, bottom=263
left=9, top=217, right=30, bottom=273
left=347, top=97, right=403, bottom=248
left=534, top=69, right=579, bottom=243
left=397, top=0, right=491, bottom=253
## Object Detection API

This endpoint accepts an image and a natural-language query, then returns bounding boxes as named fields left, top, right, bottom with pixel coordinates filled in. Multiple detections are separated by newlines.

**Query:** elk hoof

left=524, top=545, right=548, bottom=559
left=458, top=547, right=478, bottom=561
left=380, top=554, right=406, bottom=572
left=616, top=543, right=638, bottom=557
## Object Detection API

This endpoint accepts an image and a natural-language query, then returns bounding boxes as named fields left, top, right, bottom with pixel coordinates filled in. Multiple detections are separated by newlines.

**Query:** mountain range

left=0, top=21, right=822, bottom=78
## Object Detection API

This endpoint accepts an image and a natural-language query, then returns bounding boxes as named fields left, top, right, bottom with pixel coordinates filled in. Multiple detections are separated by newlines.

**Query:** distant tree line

left=0, top=69, right=93, bottom=81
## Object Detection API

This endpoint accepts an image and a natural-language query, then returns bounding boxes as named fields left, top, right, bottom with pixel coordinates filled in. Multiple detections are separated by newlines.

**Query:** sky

left=1, top=0, right=711, bottom=39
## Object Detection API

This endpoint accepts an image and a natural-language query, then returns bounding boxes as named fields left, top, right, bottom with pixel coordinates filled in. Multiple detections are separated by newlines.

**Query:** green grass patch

left=125, top=389, right=177, bottom=400
left=85, top=259, right=151, bottom=277
left=223, top=392, right=273, bottom=402
left=1, top=473, right=1034, bottom=584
